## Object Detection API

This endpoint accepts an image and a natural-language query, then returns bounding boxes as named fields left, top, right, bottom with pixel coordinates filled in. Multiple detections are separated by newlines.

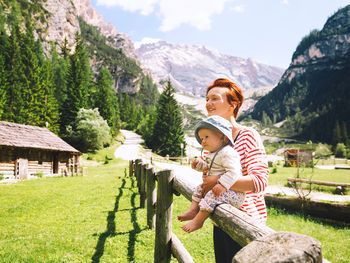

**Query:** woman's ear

left=230, top=102, right=237, bottom=113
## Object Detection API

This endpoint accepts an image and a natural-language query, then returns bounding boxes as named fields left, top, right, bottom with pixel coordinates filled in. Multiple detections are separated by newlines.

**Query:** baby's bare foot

left=177, top=210, right=198, bottom=222
left=181, top=220, right=204, bottom=233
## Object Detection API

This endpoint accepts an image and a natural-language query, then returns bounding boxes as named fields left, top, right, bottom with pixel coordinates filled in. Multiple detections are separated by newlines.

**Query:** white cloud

left=134, top=37, right=161, bottom=48
left=231, top=5, right=245, bottom=13
left=97, top=0, right=231, bottom=32
left=96, top=0, right=159, bottom=15
left=281, top=0, right=289, bottom=5
left=158, top=0, right=229, bottom=32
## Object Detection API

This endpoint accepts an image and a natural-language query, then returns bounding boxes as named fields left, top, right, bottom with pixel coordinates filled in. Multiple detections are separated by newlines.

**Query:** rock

left=233, top=232, right=322, bottom=263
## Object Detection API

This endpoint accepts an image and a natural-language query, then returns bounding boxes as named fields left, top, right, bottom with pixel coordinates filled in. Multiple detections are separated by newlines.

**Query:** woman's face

left=206, top=87, right=235, bottom=120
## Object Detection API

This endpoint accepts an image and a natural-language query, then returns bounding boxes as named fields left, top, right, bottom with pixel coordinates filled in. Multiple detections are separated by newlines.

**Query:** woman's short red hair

left=207, top=78, right=244, bottom=119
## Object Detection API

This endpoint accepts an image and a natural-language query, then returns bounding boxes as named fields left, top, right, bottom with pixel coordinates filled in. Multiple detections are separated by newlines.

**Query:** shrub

left=335, top=143, right=347, bottom=158
left=314, top=143, right=333, bottom=159
left=0, top=173, right=4, bottom=181
left=74, top=108, right=111, bottom=152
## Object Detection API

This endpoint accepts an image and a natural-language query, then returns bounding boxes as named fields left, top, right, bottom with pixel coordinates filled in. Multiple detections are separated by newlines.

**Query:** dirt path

left=114, top=130, right=144, bottom=160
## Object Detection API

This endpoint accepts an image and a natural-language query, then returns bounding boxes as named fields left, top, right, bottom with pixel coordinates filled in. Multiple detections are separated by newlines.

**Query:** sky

left=91, top=0, right=349, bottom=69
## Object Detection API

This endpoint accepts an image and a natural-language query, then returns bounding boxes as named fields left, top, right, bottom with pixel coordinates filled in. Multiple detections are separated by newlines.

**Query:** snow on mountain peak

left=136, top=40, right=284, bottom=96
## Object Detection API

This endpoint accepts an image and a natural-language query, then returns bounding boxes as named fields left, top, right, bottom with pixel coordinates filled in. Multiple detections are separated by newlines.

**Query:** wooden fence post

left=140, top=163, right=147, bottom=208
left=146, top=166, right=156, bottom=229
left=154, top=170, right=174, bottom=263
left=135, top=159, right=142, bottom=192
left=129, top=160, right=134, bottom=177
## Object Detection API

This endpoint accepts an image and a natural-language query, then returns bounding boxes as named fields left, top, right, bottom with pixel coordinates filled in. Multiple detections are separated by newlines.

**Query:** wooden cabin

left=0, top=121, right=81, bottom=179
left=284, top=148, right=314, bottom=167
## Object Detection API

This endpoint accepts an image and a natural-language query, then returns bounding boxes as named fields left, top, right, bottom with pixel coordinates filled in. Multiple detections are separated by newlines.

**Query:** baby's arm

left=217, top=147, right=242, bottom=191
left=191, top=157, right=209, bottom=172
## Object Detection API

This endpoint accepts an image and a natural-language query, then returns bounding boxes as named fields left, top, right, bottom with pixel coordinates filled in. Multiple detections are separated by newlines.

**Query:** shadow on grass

left=91, top=175, right=146, bottom=263
left=127, top=190, right=142, bottom=262
left=91, top=178, right=126, bottom=263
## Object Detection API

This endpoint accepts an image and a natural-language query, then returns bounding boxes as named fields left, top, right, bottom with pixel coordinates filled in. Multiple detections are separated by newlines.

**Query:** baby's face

left=198, top=128, right=223, bottom=152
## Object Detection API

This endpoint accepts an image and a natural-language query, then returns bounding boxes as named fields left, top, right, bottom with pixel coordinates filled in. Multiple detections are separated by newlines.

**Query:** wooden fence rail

left=130, top=159, right=323, bottom=263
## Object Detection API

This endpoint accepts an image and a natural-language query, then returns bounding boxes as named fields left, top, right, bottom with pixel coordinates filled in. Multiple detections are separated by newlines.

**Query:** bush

left=335, top=143, right=347, bottom=158
left=0, top=173, right=4, bottom=181
left=314, top=143, right=333, bottom=159
left=74, top=108, right=112, bottom=152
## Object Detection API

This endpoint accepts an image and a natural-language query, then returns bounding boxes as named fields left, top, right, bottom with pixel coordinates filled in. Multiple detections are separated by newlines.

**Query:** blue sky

left=91, top=0, right=349, bottom=68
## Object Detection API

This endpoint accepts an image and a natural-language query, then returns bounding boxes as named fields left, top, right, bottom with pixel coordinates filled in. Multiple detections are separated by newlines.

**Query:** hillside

left=250, top=5, right=350, bottom=144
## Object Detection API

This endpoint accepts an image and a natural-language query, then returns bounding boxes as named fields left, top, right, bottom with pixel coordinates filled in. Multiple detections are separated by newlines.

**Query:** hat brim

left=194, top=121, right=234, bottom=146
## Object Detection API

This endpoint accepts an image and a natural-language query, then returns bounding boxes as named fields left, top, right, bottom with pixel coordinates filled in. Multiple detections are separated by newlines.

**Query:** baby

left=178, top=115, right=245, bottom=233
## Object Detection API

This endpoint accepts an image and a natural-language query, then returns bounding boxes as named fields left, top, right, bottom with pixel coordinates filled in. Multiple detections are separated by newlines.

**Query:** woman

left=202, top=78, right=268, bottom=263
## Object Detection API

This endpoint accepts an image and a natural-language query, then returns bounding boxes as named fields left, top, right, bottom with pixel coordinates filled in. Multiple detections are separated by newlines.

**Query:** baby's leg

left=182, top=210, right=210, bottom=233
left=178, top=185, right=202, bottom=221
left=181, top=190, right=220, bottom=233
left=177, top=200, right=199, bottom=221
left=226, top=190, right=245, bottom=208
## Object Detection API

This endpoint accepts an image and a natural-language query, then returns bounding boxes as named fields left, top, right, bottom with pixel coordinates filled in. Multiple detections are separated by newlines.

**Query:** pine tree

left=39, top=59, right=60, bottom=133
left=0, top=8, right=8, bottom=119
left=2, top=4, right=28, bottom=123
left=151, top=80, right=185, bottom=156
left=51, top=45, right=69, bottom=104
left=60, top=34, right=94, bottom=134
left=332, top=121, right=342, bottom=146
left=137, top=106, right=157, bottom=148
left=95, top=67, right=120, bottom=136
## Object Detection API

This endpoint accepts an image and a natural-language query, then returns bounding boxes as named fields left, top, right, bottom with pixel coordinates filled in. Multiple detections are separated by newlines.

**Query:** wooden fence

left=130, top=159, right=324, bottom=263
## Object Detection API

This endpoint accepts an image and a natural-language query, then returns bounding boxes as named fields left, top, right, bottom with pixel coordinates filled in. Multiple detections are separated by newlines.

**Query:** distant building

left=284, top=148, right=314, bottom=167
left=0, top=121, right=81, bottom=179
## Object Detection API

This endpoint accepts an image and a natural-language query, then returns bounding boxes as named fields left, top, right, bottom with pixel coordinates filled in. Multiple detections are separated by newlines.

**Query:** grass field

left=1, top=143, right=349, bottom=262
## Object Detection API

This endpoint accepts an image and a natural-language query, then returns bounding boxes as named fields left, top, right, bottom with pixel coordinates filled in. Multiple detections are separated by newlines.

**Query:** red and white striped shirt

left=233, top=126, right=268, bottom=223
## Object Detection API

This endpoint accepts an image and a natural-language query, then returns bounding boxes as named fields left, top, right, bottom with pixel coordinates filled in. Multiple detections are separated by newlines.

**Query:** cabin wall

left=0, top=148, right=15, bottom=177
left=0, top=146, right=80, bottom=179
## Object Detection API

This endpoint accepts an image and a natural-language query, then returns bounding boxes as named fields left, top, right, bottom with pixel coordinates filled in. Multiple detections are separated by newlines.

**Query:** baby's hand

left=212, top=183, right=226, bottom=197
left=191, top=157, right=199, bottom=169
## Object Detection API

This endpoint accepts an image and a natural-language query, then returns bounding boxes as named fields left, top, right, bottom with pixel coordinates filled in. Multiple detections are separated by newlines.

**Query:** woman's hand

left=201, top=175, right=219, bottom=196
left=212, top=183, right=226, bottom=197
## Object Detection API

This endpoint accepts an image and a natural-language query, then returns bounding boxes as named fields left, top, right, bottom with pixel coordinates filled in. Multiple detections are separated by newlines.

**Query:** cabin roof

left=0, top=121, right=80, bottom=154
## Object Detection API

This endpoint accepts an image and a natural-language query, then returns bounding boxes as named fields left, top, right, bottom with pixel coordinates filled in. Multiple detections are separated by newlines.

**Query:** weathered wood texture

left=265, top=194, right=350, bottom=223
left=146, top=166, right=156, bottom=229
left=129, top=160, right=134, bottom=177
left=132, top=160, right=324, bottom=263
left=135, top=159, right=142, bottom=192
left=140, top=164, right=147, bottom=208
left=171, top=233, right=194, bottom=263
left=288, top=177, right=350, bottom=188
left=0, top=147, right=79, bottom=178
left=233, top=232, right=322, bottom=263
left=173, top=169, right=275, bottom=246
left=154, top=170, right=174, bottom=263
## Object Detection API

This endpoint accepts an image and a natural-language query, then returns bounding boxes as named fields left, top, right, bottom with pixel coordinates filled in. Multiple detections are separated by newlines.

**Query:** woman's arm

left=201, top=175, right=255, bottom=194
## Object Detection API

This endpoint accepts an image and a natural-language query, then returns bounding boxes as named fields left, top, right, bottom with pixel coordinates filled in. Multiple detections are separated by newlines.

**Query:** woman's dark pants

left=213, top=225, right=242, bottom=263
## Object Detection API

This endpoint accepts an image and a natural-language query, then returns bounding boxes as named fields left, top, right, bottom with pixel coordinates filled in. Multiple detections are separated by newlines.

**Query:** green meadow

left=0, top=144, right=349, bottom=262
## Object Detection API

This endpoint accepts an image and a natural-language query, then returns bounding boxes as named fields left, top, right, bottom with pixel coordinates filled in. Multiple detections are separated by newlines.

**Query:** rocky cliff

left=136, top=40, right=284, bottom=96
left=43, top=0, right=136, bottom=58
left=251, top=5, right=350, bottom=144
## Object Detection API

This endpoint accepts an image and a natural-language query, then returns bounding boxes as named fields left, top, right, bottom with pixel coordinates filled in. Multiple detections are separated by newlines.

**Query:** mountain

left=136, top=40, right=284, bottom=96
left=43, top=0, right=136, bottom=58
left=42, top=0, right=142, bottom=93
left=250, top=5, right=350, bottom=144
